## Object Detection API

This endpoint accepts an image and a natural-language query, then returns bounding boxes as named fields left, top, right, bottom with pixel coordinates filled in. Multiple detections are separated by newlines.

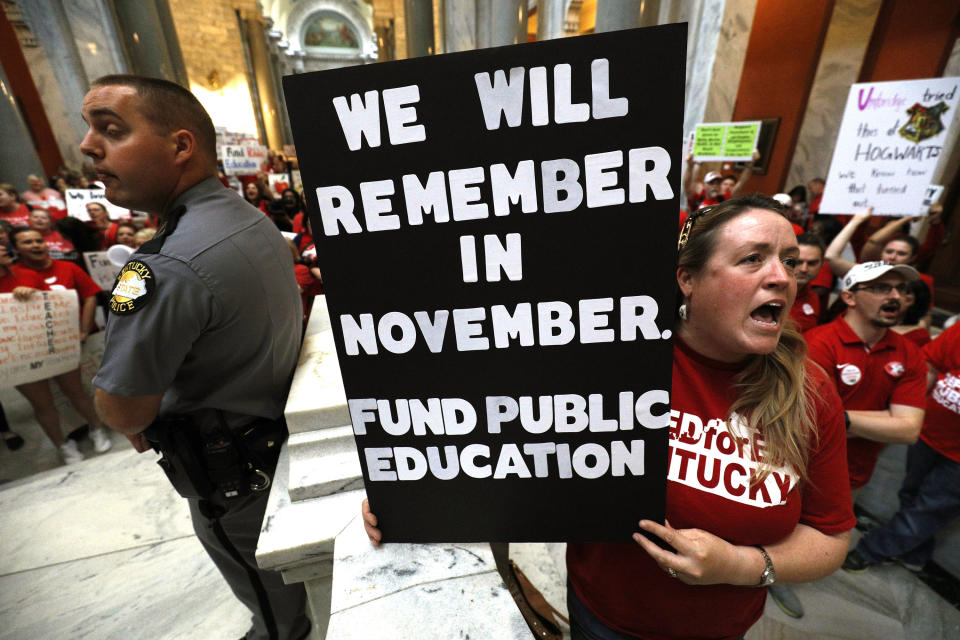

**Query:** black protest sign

left=283, top=24, right=686, bottom=542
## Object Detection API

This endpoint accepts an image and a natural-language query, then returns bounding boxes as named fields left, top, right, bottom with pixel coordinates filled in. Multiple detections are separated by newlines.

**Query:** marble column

left=442, top=0, right=476, bottom=52
left=0, top=65, right=47, bottom=185
left=404, top=0, right=435, bottom=57
left=111, top=0, right=189, bottom=85
left=535, top=0, right=566, bottom=41
left=785, top=0, right=883, bottom=188
left=16, top=0, right=90, bottom=144
left=476, top=0, right=527, bottom=48
left=62, top=0, right=129, bottom=82
left=242, top=13, right=285, bottom=151
left=594, top=0, right=651, bottom=32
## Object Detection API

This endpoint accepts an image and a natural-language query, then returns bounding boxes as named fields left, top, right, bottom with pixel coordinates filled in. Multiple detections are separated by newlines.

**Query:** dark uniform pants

left=189, top=490, right=310, bottom=640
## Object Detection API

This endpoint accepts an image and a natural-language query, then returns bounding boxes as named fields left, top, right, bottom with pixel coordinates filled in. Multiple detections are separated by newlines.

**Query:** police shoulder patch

left=110, top=259, right=156, bottom=315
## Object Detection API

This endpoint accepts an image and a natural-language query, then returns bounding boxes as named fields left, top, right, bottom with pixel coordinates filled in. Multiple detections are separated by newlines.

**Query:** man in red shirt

left=681, top=150, right=759, bottom=212
left=843, top=321, right=960, bottom=572
left=788, top=234, right=825, bottom=333
left=805, top=261, right=927, bottom=492
left=770, top=261, right=927, bottom=619
left=9, top=227, right=114, bottom=461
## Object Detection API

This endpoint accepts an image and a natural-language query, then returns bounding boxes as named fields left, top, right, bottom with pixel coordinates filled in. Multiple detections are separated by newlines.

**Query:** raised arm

left=682, top=153, right=700, bottom=200
left=860, top=216, right=911, bottom=261
left=729, top=149, right=760, bottom=197
left=825, top=208, right=872, bottom=277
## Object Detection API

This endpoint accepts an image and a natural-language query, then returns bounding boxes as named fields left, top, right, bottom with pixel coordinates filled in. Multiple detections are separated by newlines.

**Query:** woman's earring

left=678, top=303, right=688, bottom=321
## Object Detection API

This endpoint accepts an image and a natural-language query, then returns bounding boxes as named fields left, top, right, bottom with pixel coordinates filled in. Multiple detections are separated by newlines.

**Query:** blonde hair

left=678, top=195, right=816, bottom=483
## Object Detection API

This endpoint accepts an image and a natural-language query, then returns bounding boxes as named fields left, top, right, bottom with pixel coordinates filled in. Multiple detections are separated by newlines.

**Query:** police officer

left=82, top=75, right=310, bottom=640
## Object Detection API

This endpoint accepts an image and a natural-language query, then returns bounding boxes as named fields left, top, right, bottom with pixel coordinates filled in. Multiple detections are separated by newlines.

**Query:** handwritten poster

left=820, top=77, right=960, bottom=216
left=82, top=251, right=122, bottom=291
left=221, top=144, right=268, bottom=175
left=691, top=121, right=761, bottom=161
left=0, top=290, right=79, bottom=387
left=284, top=25, right=685, bottom=542
left=65, top=189, right=130, bottom=221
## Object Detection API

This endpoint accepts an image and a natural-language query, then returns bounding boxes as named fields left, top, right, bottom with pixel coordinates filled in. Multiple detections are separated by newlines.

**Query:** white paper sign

left=921, top=184, right=944, bottom=210
left=820, top=77, right=960, bottom=216
left=0, top=290, right=80, bottom=387
left=221, top=144, right=268, bottom=175
left=82, top=251, right=122, bottom=291
left=64, top=189, right=129, bottom=221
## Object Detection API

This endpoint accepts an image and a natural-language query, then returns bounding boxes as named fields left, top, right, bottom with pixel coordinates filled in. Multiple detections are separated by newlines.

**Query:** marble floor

left=2, top=384, right=959, bottom=639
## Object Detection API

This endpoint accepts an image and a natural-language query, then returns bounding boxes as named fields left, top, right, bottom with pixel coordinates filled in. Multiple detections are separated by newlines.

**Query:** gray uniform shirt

left=94, top=176, right=302, bottom=429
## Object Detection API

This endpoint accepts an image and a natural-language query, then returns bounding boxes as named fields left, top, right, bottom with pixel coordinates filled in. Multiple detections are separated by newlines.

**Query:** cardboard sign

left=920, top=184, right=943, bottom=211
left=0, top=290, right=79, bottom=387
left=221, top=144, right=268, bottom=175
left=82, top=251, right=122, bottom=291
left=284, top=25, right=685, bottom=542
left=820, top=77, right=960, bottom=216
left=65, top=189, right=129, bottom=221
left=691, top=121, right=761, bottom=161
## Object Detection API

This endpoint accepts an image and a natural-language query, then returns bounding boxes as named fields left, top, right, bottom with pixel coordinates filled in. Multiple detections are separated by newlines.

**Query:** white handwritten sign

left=820, top=77, right=960, bottom=216
left=0, top=290, right=80, bottom=387
left=220, top=145, right=268, bottom=175
left=65, top=189, right=130, bottom=221
left=82, top=251, right=122, bottom=291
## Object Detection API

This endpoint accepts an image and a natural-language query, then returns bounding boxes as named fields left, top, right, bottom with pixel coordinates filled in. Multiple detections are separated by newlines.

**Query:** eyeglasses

left=852, top=283, right=908, bottom=295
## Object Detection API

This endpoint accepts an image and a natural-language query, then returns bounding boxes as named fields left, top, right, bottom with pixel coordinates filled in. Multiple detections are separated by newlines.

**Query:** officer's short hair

left=92, top=75, right=217, bottom=160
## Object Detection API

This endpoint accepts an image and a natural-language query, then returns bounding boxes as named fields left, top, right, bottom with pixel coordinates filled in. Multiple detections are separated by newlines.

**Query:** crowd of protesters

left=1, top=150, right=323, bottom=465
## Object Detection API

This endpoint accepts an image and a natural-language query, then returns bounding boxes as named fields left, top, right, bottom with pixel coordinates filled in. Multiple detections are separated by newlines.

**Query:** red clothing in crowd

left=40, top=230, right=77, bottom=262
left=899, top=327, right=931, bottom=348
left=805, top=315, right=927, bottom=489
left=0, top=203, right=32, bottom=228
left=292, top=211, right=308, bottom=234
left=921, top=324, right=960, bottom=462
left=0, top=267, right=45, bottom=293
left=686, top=189, right=730, bottom=213
left=23, top=188, right=67, bottom=219
left=12, top=260, right=100, bottom=300
left=918, top=271, right=935, bottom=308
left=566, top=338, right=855, bottom=640
left=789, top=286, right=820, bottom=333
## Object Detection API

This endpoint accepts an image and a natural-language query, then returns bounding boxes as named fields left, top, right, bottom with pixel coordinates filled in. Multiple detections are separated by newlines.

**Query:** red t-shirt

left=789, top=286, right=820, bottom=334
left=0, top=203, right=31, bottom=227
left=920, top=325, right=960, bottom=462
left=0, top=267, right=45, bottom=293
left=12, top=260, right=101, bottom=300
left=686, top=189, right=729, bottom=213
left=805, top=316, right=927, bottom=488
left=566, top=339, right=855, bottom=640
left=898, top=326, right=931, bottom=348
left=293, top=211, right=308, bottom=234
left=40, top=230, right=77, bottom=262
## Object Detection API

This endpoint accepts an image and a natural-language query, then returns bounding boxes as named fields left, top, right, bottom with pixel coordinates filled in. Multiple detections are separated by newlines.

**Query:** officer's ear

left=171, top=129, right=198, bottom=166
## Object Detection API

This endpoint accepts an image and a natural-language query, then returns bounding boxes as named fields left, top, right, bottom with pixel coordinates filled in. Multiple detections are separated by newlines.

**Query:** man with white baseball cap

left=769, top=261, right=927, bottom=618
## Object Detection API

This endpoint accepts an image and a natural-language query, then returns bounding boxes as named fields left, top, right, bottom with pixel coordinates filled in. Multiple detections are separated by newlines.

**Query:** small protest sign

left=691, top=121, right=761, bottom=161
left=268, top=173, right=291, bottom=196
left=920, top=185, right=943, bottom=212
left=221, top=144, right=268, bottom=175
left=820, top=77, right=959, bottom=216
left=0, top=290, right=79, bottom=387
left=65, top=189, right=129, bottom=221
left=82, top=251, right=122, bottom=291
left=283, top=25, right=685, bottom=541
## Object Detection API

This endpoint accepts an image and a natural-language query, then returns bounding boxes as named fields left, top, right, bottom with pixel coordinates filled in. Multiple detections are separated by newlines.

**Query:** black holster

left=144, top=413, right=286, bottom=501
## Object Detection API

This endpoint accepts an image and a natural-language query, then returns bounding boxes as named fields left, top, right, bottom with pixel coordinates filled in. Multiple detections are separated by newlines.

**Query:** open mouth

left=880, top=301, right=901, bottom=315
left=750, top=302, right=784, bottom=327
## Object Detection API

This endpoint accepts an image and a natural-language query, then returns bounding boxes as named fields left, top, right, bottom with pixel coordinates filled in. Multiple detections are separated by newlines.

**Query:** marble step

left=287, top=426, right=364, bottom=502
